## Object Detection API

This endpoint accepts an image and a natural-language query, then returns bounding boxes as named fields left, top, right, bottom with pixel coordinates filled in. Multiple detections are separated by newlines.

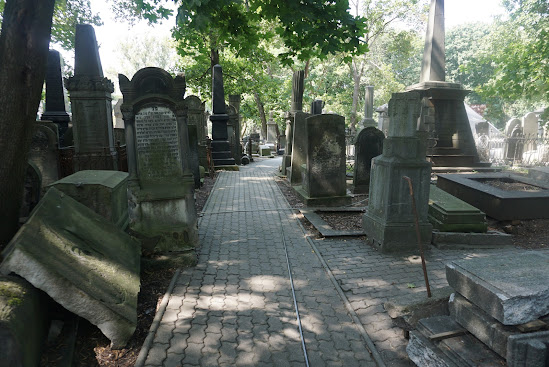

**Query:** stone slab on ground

left=408, top=316, right=505, bottom=367
left=432, top=230, right=512, bottom=249
left=0, top=187, right=141, bottom=348
left=446, top=252, right=549, bottom=325
left=507, top=331, right=549, bottom=367
left=293, top=185, right=352, bottom=207
left=528, top=166, right=549, bottom=184
left=49, top=170, right=129, bottom=229
left=300, top=208, right=364, bottom=237
left=384, top=286, right=453, bottom=329
left=428, top=185, right=487, bottom=232
left=0, top=275, right=49, bottom=367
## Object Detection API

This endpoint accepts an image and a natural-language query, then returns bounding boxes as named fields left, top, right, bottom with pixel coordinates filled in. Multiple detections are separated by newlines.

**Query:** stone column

left=360, top=86, right=376, bottom=129
left=229, top=94, right=242, bottom=160
left=65, top=24, right=117, bottom=171
left=210, top=64, right=236, bottom=167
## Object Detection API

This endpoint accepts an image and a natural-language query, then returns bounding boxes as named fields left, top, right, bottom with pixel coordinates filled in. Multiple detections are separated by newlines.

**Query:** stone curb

left=271, top=175, right=387, bottom=367
left=134, top=268, right=182, bottom=367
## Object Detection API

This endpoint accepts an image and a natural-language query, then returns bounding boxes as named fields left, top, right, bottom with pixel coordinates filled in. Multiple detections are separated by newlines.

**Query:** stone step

left=428, top=185, right=487, bottom=232
left=446, top=252, right=549, bottom=325
left=407, top=316, right=505, bottom=367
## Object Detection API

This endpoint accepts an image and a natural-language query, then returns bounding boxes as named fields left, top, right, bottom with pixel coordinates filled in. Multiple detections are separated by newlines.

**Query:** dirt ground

left=41, top=173, right=217, bottom=367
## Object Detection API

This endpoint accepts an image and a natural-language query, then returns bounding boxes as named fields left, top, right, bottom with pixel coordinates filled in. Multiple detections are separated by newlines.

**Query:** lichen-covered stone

left=0, top=187, right=140, bottom=348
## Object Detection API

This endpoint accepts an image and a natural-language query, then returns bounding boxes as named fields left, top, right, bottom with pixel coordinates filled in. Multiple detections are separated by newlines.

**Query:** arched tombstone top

left=32, top=122, right=59, bottom=151
left=184, top=95, right=203, bottom=111
left=505, top=118, right=521, bottom=136
left=522, top=112, right=539, bottom=138
left=118, top=67, right=186, bottom=106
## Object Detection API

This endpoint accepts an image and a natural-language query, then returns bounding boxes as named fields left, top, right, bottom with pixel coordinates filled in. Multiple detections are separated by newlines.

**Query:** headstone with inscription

left=119, top=67, right=198, bottom=252
left=229, top=94, right=242, bottom=161
left=41, top=50, right=70, bottom=146
left=293, top=114, right=351, bottom=206
left=227, top=104, right=240, bottom=164
left=65, top=24, right=117, bottom=171
left=184, top=95, right=205, bottom=187
left=353, top=126, right=385, bottom=194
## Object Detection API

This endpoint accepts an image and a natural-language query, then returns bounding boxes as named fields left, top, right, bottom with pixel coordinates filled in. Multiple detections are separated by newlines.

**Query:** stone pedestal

left=362, top=92, right=432, bottom=252
left=119, top=67, right=198, bottom=252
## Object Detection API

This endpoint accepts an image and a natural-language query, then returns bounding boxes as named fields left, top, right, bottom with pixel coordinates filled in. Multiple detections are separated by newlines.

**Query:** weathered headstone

left=49, top=170, right=129, bottom=229
left=266, top=112, right=279, bottom=146
left=184, top=95, right=208, bottom=178
left=28, top=121, right=60, bottom=190
left=1, top=187, right=141, bottom=348
left=294, top=114, right=351, bottom=206
left=446, top=252, right=549, bottom=325
left=359, top=86, right=376, bottom=129
left=506, top=125, right=524, bottom=160
left=42, top=49, right=70, bottom=145
left=227, top=104, right=240, bottom=164
left=210, top=65, right=236, bottom=167
left=65, top=24, right=117, bottom=171
left=505, top=118, right=521, bottom=136
left=229, top=94, right=242, bottom=160
left=522, top=112, right=539, bottom=137
left=310, top=99, right=323, bottom=115
left=113, top=99, right=124, bottom=129
left=289, top=112, right=311, bottom=185
left=119, top=67, right=198, bottom=252
left=19, top=161, right=42, bottom=218
left=353, top=126, right=385, bottom=194
left=362, top=91, right=432, bottom=252
left=281, top=70, right=305, bottom=175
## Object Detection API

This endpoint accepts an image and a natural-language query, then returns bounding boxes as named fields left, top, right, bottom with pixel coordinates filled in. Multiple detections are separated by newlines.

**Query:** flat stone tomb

left=437, top=172, right=549, bottom=220
left=428, top=185, right=487, bottom=232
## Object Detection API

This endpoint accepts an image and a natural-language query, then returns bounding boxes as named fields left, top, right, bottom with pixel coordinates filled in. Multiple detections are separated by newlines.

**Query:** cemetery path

left=139, top=157, right=379, bottom=367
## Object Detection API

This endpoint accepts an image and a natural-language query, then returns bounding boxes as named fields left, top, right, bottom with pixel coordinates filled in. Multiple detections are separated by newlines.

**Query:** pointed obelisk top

left=420, top=0, right=445, bottom=83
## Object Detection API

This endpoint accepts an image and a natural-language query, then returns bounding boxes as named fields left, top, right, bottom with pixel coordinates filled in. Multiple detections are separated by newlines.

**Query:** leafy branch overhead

left=176, top=0, right=368, bottom=65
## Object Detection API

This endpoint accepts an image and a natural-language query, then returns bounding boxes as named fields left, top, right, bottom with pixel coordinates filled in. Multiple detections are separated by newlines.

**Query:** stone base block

left=0, top=275, right=49, bottom=367
left=446, top=252, right=549, bottom=325
left=507, top=331, right=549, bottom=367
left=293, top=185, right=352, bottom=207
left=432, top=230, right=512, bottom=249
left=363, top=212, right=432, bottom=253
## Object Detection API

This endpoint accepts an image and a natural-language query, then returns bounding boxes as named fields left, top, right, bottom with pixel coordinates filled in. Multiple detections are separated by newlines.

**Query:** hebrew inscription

left=135, top=105, right=182, bottom=179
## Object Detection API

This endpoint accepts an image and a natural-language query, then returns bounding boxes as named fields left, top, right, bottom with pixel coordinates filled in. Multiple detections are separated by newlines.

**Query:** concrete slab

left=446, top=252, right=549, bottom=325
left=428, top=185, right=487, bottom=232
left=432, top=230, right=512, bottom=249
left=0, top=187, right=141, bottom=348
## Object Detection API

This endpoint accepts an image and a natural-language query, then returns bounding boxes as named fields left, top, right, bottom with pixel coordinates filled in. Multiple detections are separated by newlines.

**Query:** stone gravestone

left=311, top=99, right=323, bottom=115
left=359, top=86, right=376, bottom=129
left=289, top=112, right=311, bottom=185
left=266, top=113, right=279, bottom=146
left=184, top=95, right=205, bottom=187
left=41, top=49, right=70, bottom=146
left=353, top=126, right=385, bottom=194
left=363, top=91, right=432, bottom=252
left=229, top=94, right=242, bottom=161
left=523, top=112, right=539, bottom=152
left=294, top=114, right=352, bottom=206
left=227, top=104, right=240, bottom=164
left=210, top=64, right=236, bottom=167
left=65, top=24, right=117, bottom=171
left=28, top=121, right=60, bottom=190
left=505, top=118, right=521, bottom=136
left=506, top=125, right=524, bottom=160
left=119, top=67, right=198, bottom=252
left=281, top=70, right=305, bottom=175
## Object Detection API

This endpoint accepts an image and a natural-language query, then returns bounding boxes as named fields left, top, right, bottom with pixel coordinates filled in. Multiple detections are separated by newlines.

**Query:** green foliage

left=51, top=0, right=102, bottom=50
left=108, top=0, right=174, bottom=24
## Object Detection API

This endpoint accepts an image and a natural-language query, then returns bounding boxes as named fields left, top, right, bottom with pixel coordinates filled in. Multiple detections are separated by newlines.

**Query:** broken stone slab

left=408, top=316, right=505, bottom=367
left=49, top=170, right=129, bottom=229
left=446, top=252, right=549, bottom=325
left=507, top=331, right=549, bottom=367
left=431, top=230, right=512, bottom=249
left=384, top=286, right=453, bottom=329
left=0, top=275, right=49, bottom=367
left=0, top=187, right=141, bottom=348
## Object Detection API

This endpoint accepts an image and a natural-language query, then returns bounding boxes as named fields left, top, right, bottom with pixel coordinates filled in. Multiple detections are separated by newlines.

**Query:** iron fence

left=476, top=134, right=549, bottom=166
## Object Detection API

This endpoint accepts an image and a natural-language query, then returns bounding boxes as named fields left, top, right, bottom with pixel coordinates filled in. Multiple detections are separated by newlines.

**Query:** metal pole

left=403, top=176, right=432, bottom=298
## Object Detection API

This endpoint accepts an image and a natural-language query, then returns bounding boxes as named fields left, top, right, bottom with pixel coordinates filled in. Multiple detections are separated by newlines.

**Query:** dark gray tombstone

left=119, top=67, right=198, bottom=252
left=184, top=95, right=205, bottom=187
left=210, top=65, right=236, bottom=167
left=281, top=70, right=305, bottom=175
left=65, top=24, right=117, bottom=171
left=41, top=50, right=70, bottom=145
left=289, top=112, right=311, bottom=185
left=363, top=91, right=433, bottom=252
left=227, top=104, right=240, bottom=164
left=294, top=114, right=351, bottom=206
left=229, top=94, right=242, bottom=159
left=310, top=99, right=323, bottom=115
left=506, top=126, right=524, bottom=160
left=353, top=127, right=385, bottom=194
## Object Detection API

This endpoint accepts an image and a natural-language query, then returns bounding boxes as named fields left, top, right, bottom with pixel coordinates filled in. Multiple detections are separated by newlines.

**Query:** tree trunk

left=0, top=0, right=56, bottom=247
left=253, top=91, right=267, bottom=139
left=349, top=58, right=365, bottom=132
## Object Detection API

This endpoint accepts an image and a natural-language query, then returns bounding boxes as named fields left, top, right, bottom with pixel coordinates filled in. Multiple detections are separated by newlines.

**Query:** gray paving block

left=446, top=252, right=549, bottom=325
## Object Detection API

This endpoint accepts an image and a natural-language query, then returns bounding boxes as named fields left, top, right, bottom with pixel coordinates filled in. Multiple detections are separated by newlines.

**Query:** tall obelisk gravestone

left=282, top=70, right=304, bottom=176
left=65, top=24, right=117, bottom=171
left=407, top=0, right=485, bottom=169
left=210, top=65, right=236, bottom=167
left=42, top=50, right=71, bottom=146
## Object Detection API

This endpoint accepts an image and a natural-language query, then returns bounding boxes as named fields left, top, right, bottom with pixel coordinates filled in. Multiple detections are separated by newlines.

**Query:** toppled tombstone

left=49, top=170, right=129, bottom=229
left=0, top=275, right=49, bottom=367
left=1, top=187, right=141, bottom=348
